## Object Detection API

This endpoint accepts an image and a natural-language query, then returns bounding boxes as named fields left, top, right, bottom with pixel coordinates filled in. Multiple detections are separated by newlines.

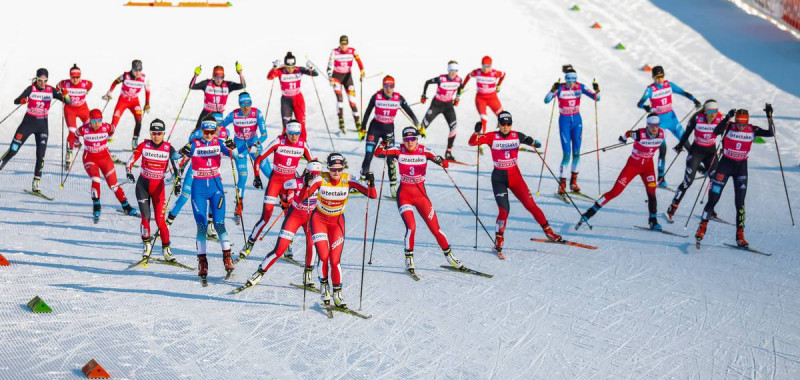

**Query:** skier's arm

left=677, top=113, right=698, bottom=148
left=168, top=146, right=180, bottom=179
left=300, top=67, right=318, bottom=77
left=349, top=177, right=377, bottom=198
left=302, top=144, right=313, bottom=161
left=496, top=71, right=507, bottom=88
left=86, top=81, right=93, bottom=92
left=362, top=94, right=377, bottom=125
left=256, top=109, right=268, bottom=146
left=189, top=75, right=204, bottom=89
left=544, top=86, right=558, bottom=103
left=459, top=72, right=472, bottom=91
left=227, top=80, right=245, bottom=91
left=267, top=67, right=281, bottom=80
left=713, top=114, right=733, bottom=135
left=222, top=111, right=234, bottom=127
left=373, top=145, right=398, bottom=159
left=296, top=176, right=322, bottom=202
left=754, top=125, right=774, bottom=138
left=126, top=144, right=143, bottom=173
left=422, top=77, right=439, bottom=98
left=399, top=95, right=419, bottom=125
left=354, top=50, right=364, bottom=71
left=327, top=49, right=335, bottom=76
left=253, top=138, right=279, bottom=177
left=468, top=127, right=490, bottom=146
left=107, top=74, right=124, bottom=93
left=14, top=86, right=32, bottom=104
left=516, top=131, right=541, bottom=148
left=669, top=82, right=696, bottom=101
left=53, top=87, right=70, bottom=105
left=581, top=83, right=599, bottom=101
left=637, top=87, right=653, bottom=109
left=144, top=80, right=151, bottom=105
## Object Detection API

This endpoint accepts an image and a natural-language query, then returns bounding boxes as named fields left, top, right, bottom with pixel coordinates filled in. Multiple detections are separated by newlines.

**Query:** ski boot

left=319, top=278, right=332, bottom=306
left=570, top=172, right=581, bottom=192
left=338, top=116, right=346, bottom=134
left=698, top=161, right=707, bottom=177
left=64, top=149, right=73, bottom=171
left=234, top=199, right=243, bottom=224
left=657, top=176, right=668, bottom=189
left=389, top=183, right=398, bottom=199
left=695, top=220, right=708, bottom=242
left=443, top=247, right=463, bottom=269
left=31, top=178, right=41, bottom=193
left=736, top=227, right=749, bottom=248
left=166, top=213, right=176, bottom=226
left=557, top=178, right=568, bottom=195
left=284, top=244, right=294, bottom=260
left=494, top=233, right=504, bottom=254
left=445, top=149, right=456, bottom=162
left=142, top=241, right=153, bottom=258
left=246, top=267, right=265, bottom=288
left=238, top=238, right=255, bottom=261
left=131, top=136, right=139, bottom=151
left=665, top=202, right=679, bottom=223
left=542, top=224, right=563, bottom=242
left=404, top=250, right=416, bottom=274
left=197, top=254, right=209, bottom=279
left=162, top=245, right=176, bottom=262
left=648, top=214, right=662, bottom=231
left=206, top=221, right=218, bottom=240
left=332, top=285, right=347, bottom=309
left=92, top=199, right=102, bottom=224
left=303, top=267, right=313, bottom=287
left=121, top=201, right=139, bottom=216
left=576, top=203, right=600, bottom=230
left=223, top=249, right=235, bottom=277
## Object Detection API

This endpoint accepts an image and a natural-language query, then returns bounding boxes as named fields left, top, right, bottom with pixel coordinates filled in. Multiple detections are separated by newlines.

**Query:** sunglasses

left=202, top=129, right=216, bottom=135
left=481, top=65, right=491, bottom=69
left=90, top=118, right=103, bottom=123
left=705, top=108, right=718, bottom=113
left=213, top=75, right=224, bottom=80
left=287, top=131, right=301, bottom=136
left=403, top=137, right=418, bottom=142
left=36, top=78, right=48, bottom=82
left=383, top=84, right=395, bottom=89
left=499, top=122, right=512, bottom=127
left=151, top=131, right=164, bottom=135
left=328, top=167, right=343, bottom=172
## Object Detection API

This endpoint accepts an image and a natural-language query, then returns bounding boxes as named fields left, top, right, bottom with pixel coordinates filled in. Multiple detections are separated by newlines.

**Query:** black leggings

left=361, top=119, right=397, bottom=183
left=0, top=115, right=48, bottom=178
left=703, top=157, right=748, bottom=227
left=672, top=144, right=717, bottom=205
left=421, top=99, right=457, bottom=149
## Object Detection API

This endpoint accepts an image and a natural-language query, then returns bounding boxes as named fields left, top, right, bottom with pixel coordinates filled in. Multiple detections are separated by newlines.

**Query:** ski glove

left=179, top=145, right=191, bottom=157
left=618, top=135, right=628, bottom=144
left=143, top=104, right=150, bottom=113
left=174, top=178, right=182, bottom=195
left=693, top=99, right=702, bottom=109
left=673, top=144, right=683, bottom=153
left=303, top=171, right=315, bottom=186
left=643, top=105, right=652, bottom=113
left=272, top=60, right=281, bottom=68
left=454, top=97, right=460, bottom=106
left=764, top=103, right=773, bottom=117
left=194, top=65, right=202, bottom=76
left=358, top=128, right=366, bottom=141
left=248, top=144, right=260, bottom=155
left=550, top=82, right=559, bottom=93
left=102, top=92, right=112, bottom=101
left=473, top=122, right=483, bottom=134
left=496, top=85, right=502, bottom=93
left=360, top=71, right=365, bottom=80
left=364, top=171, right=375, bottom=187
left=418, top=125, right=427, bottom=138
left=235, top=61, right=242, bottom=73
left=19, top=98, right=27, bottom=105
left=224, top=139, right=236, bottom=150
left=433, top=155, right=448, bottom=168
left=592, top=81, right=600, bottom=93
left=533, top=140, right=542, bottom=149
left=727, top=109, right=736, bottom=118
left=126, top=172, right=135, bottom=183
left=420, top=95, right=427, bottom=104
left=253, top=175, right=263, bottom=189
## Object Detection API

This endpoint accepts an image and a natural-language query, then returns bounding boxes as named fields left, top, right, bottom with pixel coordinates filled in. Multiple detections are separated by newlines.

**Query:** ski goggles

left=403, top=136, right=418, bottom=142
left=565, top=73, right=578, bottom=83
left=383, top=83, right=395, bottom=89
left=328, top=167, right=344, bottom=172
left=90, top=118, right=102, bottom=124
left=213, top=75, right=224, bottom=80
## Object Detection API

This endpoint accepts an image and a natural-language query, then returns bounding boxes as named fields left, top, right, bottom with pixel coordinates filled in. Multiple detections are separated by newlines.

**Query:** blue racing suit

left=544, top=82, right=599, bottom=178
left=222, top=107, right=271, bottom=199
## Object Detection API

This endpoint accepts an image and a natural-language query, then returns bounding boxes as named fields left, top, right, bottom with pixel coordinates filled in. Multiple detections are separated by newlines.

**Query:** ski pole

left=684, top=123, right=732, bottom=228
left=227, top=152, right=248, bottom=243
left=367, top=155, right=388, bottom=265
left=59, top=145, right=83, bottom=188
left=61, top=105, right=65, bottom=184
left=474, top=147, right=480, bottom=249
left=593, top=78, right=601, bottom=196
left=656, top=150, right=682, bottom=188
left=101, top=98, right=111, bottom=114
left=766, top=104, right=794, bottom=226
left=579, top=141, right=631, bottom=156
left=365, top=71, right=384, bottom=80
left=308, top=73, right=336, bottom=151
left=166, top=87, right=192, bottom=142
left=259, top=209, right=286, bottom=241
left=303, top=207, right=311, bottom=311
left=530, top=145, right=592, bottom=228
left=0, top=104, right=22, bottom=126
left=536, top=86, right=558, bottom=196
left=358, top=179, right=372, bottom=311
left=441, top=166, right=495, bottom=244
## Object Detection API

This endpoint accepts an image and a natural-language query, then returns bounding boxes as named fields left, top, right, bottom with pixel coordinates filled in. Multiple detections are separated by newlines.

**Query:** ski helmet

left=284, top=52, right=296, bottom=67
left=447, top=60, right=459, bottom=73
left=735, top=109, right=749, bottom=125
left=561, top=64, right=574, bottom=74
left=651, top=65, right=664, bottom=78
left=132, top=59, right=143, bottom=72
left=498, top=111, right=513, bottom=126
left=646, top=112, right=660, bottom=126
left=339, top=35, right=349, bottom=44
left=286, top=119, right=302, bottom=135
left=36, top=68, right=48, bottom=78
left=401, top=126, right=419, bottom=140
left=382, top=75, right=395, bottom=87
left=481, top=56, right=492, bottom=67
left=305, top=160, right=323, bottom=175
left=213, top=65, right=224, bottom=78
left=69, top=64, right=81, bottom=78
left=703, top=99, right=718, bottom=112
left=89, top=109, right=103, bottom=121
left=238, top=92, right=252, bottom=107
left=326, top=152, right=346, bottom=168
left=150, top=118, right=166, bottom=132
left=201, top=114, right=218, bottom=130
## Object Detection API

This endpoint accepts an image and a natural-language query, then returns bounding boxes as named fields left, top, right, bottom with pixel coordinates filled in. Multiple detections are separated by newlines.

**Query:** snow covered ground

left=1, top=0, right=799, bottom=378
